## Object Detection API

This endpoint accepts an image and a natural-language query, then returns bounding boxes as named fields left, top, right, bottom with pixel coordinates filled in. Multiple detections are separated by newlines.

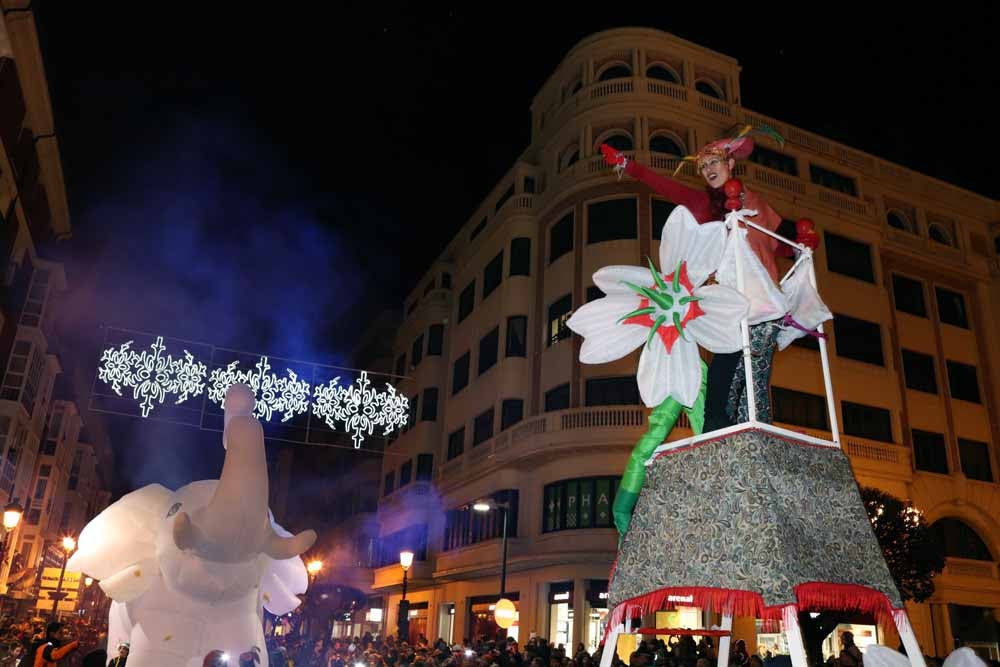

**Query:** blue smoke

left=58, top=113, right=401, bottom=495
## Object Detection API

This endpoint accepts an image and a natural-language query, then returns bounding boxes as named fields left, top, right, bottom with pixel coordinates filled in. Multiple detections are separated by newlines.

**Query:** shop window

left=458, top=280, right=475, bottom=323
left=421, top=388, right=438, bottom=422
left=646, top=64, right=679, bottom=84
left=501, top=399, right=524, bottom=431
left=545, top=383, right=570, bottom=412
left=416, top=454, right=433, bottom=481
left=749, top=145, right=798, bottom=176
left=771, top=387, right=828, bottom=430
left=549, top=583, right=575, bottom=648
left=452, top=352, right=470, bottom=395
left=399, top=460, right=412, bottom=486
left=548, top=294, right=573, bottom=346
left=549, top=212, right=574, bottom=264
left=810, top=164, right=858, bottom=197
left=825, top=233, right=874, bottom=283
left=473, top=407, right=494, bottom=446
left=902, top=350, right=937, bottom=394
left=651, top=199, right=676, bottom=241
left=947, top=361, right=981, bottom=403
left=543, top=477, right=620, bottom=532
left=510, top=238, right=531, bottom=276
left=958, top=438, right=993, bottom=482
left=483, top=251, right=503, bottom=300
left=842, top=401, right=893, bottom=443
left=912, top=429, right=949, bottom=474
left=936, top=288, right=969, bottom=329
left=443, top=490, right=519, bottom=552
left=587, top=198, right=637, bottom=244
left=447, top=427, right=465, bottom=461
left=585, top=377, right=640, bottom=406
left=892, top=274, right=927, bottom=317
left=478, top=327, right=499, bottom=375
left=411, top=334, right=424, bottom=368
left=428, top=324, right=444, bottom=356
left=930, top=518, right=993, bottom=561
left=833, top=314, right=884, bottom=366
left=468, top=593, right=521, bottom=644
left=506, top=316, right=527, bottom=358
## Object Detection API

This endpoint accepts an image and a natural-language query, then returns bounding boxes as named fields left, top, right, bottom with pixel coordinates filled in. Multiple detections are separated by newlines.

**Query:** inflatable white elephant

left=68, top=384, right=317, bottom=666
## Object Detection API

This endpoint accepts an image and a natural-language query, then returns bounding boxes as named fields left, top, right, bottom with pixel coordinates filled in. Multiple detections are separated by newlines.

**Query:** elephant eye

left=166, top=502, right=183, bottom=518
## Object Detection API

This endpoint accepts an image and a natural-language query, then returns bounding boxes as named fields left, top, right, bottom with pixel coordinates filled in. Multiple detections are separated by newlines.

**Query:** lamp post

left=305, top=560, right=323, bottom=637
left=50, top=535, right=76, bottom=620
left=398, top=550, right=414, bottom=642
left=0, top=499, right=23, bottom=614
left=472, top=499, right=510, bottom=599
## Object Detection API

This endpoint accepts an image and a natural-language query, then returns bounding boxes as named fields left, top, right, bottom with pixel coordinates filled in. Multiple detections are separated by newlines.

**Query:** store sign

left=598, top=592, right=608, bottom=600
left=366, top=608, right=383, bottom=623
left=667, top=594, right=694, bottom=603
left=552, top=592, right=570, bottom=601
left=495, top=598, right=517, bottom=629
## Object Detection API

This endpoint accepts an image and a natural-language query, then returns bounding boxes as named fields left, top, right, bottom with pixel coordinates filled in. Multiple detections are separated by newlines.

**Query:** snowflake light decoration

left=207, top=357, right=312, bottom=423
left=97, top=336, right=208, bottom=417
left=313, top=372, right=410, bottom=448
left=97, top=335, right=409, bottom=446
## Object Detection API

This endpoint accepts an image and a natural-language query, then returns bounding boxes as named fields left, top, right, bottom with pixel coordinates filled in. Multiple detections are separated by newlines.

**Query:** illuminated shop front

left=585, top=580, right=610, bottom=653
left=469, top=593, right=520, bottom=642
left=549, top=583, right=574, bottom=647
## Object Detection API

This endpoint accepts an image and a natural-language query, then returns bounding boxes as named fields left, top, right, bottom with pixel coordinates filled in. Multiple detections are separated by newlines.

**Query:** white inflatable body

left=68, top=384, right=317, bottom=667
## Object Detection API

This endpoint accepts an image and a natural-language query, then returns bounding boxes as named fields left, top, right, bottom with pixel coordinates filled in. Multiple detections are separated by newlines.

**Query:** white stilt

left=893, top=610, right=928, bottom=667
left=729, top=212, right=757, bottom=425
left=716, top=611, right=733, bottom=667
left=782, top=606, right=809, bottom=667
left=601, top=623, right=624, bottom=667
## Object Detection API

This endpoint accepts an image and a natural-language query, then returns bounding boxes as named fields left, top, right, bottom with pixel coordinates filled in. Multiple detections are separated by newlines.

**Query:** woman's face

left=699, top=156, right=734, bottom=188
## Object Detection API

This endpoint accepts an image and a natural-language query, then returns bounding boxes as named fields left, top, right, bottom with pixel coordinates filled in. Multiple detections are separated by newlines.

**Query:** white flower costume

left=567, top=206, right=748, bottom=408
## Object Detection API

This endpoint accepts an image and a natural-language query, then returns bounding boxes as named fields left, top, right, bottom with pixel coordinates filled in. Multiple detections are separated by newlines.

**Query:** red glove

left=600, top=143, right=626, bottom=167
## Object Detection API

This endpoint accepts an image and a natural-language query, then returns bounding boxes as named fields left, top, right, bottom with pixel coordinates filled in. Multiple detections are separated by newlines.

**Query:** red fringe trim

left=602, top=582, right=901, bottom=645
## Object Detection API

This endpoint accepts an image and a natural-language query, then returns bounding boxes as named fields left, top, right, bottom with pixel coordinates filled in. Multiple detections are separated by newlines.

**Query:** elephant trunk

left=172, top=384, right=316, bottom=562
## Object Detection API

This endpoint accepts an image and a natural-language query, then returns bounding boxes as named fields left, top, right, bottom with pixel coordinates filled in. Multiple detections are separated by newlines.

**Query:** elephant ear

left=260, top=518, right=309, bottom=615
left=68, top=484, right=173, bottom=602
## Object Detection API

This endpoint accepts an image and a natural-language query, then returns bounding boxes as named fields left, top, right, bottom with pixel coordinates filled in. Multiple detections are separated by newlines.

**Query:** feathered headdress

left=672, top=124, right=785, bottom=176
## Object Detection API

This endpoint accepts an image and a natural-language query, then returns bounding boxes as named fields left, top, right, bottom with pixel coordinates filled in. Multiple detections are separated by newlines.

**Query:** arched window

left=559, top=144, right=580, bottom=172
left=695, top=79, right=724, bottom=100
left=649, top=134, right=685, bottom=157
left=598, top=63, right=632, bottom=81
left=599, top=133, right=633, bottom=152
left=887, top=210, right=915, bottom=234
left=931, top=518, right=993, bottom=561
left=929, top=223, right=955, bottom=247
left=646, top=64, right=680, bottom=84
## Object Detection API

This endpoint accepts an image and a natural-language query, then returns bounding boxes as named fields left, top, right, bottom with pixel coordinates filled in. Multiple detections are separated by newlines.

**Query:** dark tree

left=799, top=487, right=945, bottom=666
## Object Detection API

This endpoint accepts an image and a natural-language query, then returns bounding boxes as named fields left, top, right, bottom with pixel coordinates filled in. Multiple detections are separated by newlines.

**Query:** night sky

left=28, top=4, right=998, bottom=497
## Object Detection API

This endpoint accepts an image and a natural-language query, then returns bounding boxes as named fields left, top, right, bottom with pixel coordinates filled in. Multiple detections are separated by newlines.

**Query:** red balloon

left=796, top=218, right=815, bottom=236
left=799, top=230, right=820, bottom=250
left=725, top=197, right=742, bottom=211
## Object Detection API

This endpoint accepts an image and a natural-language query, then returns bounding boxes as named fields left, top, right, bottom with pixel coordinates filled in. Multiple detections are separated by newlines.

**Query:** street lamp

left=398, top=550, right=414, bottom=642
left=50, top=535, right=76, bottom=620
left=306, top=559, right=323, bottom=583
left=0, top=499, right=22, bottom=613
left=472, top=499, right=510, bottom=599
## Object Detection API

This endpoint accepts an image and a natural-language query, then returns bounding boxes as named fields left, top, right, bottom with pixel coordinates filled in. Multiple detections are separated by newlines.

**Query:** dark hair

left=46, top=622, right=64, bottom=637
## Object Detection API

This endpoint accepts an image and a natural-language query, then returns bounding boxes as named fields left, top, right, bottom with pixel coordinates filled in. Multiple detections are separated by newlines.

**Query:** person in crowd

left=838, top=631, right=863, bottom=667
left=108, top=641, right=129, bottom=667
left=25, top=622, right=79, bottom=667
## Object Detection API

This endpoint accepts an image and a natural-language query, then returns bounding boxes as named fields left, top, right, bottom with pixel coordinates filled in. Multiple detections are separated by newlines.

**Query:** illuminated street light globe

left=494, top=598, right=517, bottom=629
left=399, top=550, right=414, bottom=571
left=62, top=536, right=76, bottom=552
left=307, top=560, right=323, bottom=576
left=2, top=500, right=22, bottom=531
left=84, top=577, right=94, bottom=586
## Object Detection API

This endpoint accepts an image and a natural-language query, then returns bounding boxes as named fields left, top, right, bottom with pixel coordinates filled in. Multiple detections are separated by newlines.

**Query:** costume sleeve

left=625, top=160, right=707, bottom=211
left=45, top=640, right=79, bottom=661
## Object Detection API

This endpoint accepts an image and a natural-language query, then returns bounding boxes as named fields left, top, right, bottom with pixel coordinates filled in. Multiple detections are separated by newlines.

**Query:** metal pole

left=499, top=506, right=508, bottom=599
left=730, top=212, right=757, bottom=424
left=52, top=549, right=68, bottom=620
left=808, top=260, right=841, bottom=447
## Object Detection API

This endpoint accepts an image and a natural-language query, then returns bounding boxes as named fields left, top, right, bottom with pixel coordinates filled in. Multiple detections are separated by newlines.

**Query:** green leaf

left=617, top=306, right=656, bottom=324
left=673, top=311, right=688, bottom=341
left=647, top=257, right=667, bottom=290
left=646, top=315, right=666, bottom=348
left=672, top=260, right=682, bottom=293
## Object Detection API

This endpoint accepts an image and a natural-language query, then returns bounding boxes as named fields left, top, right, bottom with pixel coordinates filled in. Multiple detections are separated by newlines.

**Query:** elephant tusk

left=172, top=511, right=207, bottom=552
left=263, top=528, right=317, bottom=560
